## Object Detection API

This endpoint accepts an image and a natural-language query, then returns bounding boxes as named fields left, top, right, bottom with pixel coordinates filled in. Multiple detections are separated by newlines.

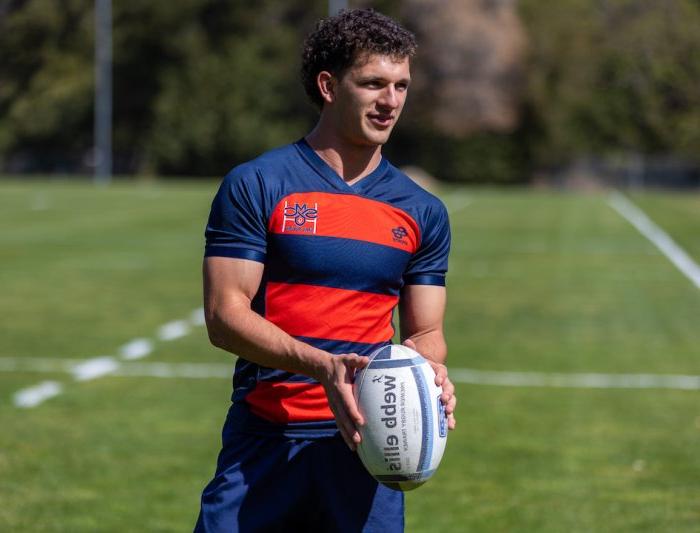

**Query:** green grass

left=2, top=180, right=700, bottom=531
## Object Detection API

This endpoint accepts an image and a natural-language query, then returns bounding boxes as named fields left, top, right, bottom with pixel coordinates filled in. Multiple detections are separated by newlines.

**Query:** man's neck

left=305, top=125, right=383, bottom=185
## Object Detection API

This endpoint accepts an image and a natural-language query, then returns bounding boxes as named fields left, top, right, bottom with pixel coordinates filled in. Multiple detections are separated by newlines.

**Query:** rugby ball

left=353, top=344, right=448, bottom=491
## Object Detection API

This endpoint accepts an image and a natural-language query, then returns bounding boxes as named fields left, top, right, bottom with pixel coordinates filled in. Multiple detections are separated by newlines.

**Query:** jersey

left=204, top=139, right=451, bottom=438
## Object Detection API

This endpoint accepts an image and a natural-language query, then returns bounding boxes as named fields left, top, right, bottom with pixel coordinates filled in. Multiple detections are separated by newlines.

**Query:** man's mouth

left=368, top=114, right=394, bottom=128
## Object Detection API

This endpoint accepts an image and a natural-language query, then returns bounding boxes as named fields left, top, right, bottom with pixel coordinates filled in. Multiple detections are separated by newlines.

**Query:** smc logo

left=281, top=202, right=318, bottom=233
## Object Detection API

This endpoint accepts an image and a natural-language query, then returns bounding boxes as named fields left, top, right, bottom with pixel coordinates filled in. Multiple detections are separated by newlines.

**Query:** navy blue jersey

left=205, top=139, right=451, bottom=437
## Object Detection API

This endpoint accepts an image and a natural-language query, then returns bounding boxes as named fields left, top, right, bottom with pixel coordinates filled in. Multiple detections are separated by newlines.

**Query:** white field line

left=13, top=381, right=63, bottom=408
left=190, top=307, right=206, bottom=327
left=450, top=368, right=700, bottom=390
left=119, top=338, right=153, bottom=360
left=8, top=308, right=207, bottom=408
left=157, top=320, right=191, bottom=341
left=446, top=195, right=472, bottom=214
left=71, top=356, right=120, bottom=381
left=608, top=191, right=700, bottom=290
left=4, top=357, right=700, bottom=391
left=0, top=357, right=232, bottom=379
left=115, top=362, right=232, bottom=379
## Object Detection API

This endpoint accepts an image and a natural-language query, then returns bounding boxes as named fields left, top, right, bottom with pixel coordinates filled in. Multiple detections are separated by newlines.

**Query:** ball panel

left=410, top=365, right=433, bottom=473
left=368, top=356, right=425, bottom=369
left=381, top=481, right=425, bottom=492
left=374, top=468, right=436, bottom=482
left=372, top=344, right=394, bottom=360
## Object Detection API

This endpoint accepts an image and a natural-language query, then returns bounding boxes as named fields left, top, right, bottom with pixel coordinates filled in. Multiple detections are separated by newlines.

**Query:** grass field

left=1, top=180, right=700, bottom=531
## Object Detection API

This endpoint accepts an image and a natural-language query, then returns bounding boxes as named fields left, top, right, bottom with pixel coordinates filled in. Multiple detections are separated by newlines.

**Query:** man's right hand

left=317, top=354, right=370, bottom=451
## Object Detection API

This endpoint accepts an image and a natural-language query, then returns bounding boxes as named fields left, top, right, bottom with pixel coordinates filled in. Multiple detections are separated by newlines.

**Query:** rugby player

left=195, top=8, right=456, bottom=532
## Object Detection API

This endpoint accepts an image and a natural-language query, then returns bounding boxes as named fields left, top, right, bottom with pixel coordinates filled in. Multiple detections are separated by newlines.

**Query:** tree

left=0, top=0, right=94, bottom=171
left=520, top=0, right=700, bottom=166
left=0, top=0, right=325, bottom=175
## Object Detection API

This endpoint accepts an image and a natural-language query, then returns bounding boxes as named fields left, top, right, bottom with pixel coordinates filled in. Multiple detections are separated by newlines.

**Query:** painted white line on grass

left=71, top=356, right=120, bottom=381
left=6, top=308, right=208, bottom=408
left=114, top=362, right=233, bottom=379
left=119, top=338, right=153, bottom=360
left=608, top=191, right=700, bottom=290
left=190, top=307, right=206, bottom=327
left=0, top=357, right=231, bottom=379
left=4, top=357, right=700, bottom=391
left=157, top=320, right=191, bottom=341
left=30, top=193, right=50, bottom=212
left=450, top=368, right=700, bottom=390
left=0, top=357, right=75, bottom=373
left=13, top=381, right=63, bottom=408
left=446, top=196, right=472, bottom=214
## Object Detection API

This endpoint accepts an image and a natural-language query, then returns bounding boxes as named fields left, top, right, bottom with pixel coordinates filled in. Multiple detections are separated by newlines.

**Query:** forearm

left=401, top=328, right=447, bottom=364
left=206, top=299, right=331, bottom=381
left=399, top=284, right=447, bottom=363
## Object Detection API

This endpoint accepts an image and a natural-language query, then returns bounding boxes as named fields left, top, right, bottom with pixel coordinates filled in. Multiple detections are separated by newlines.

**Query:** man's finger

left=341, top=387, right=365, bottom=426
left=343, top=354, right=369, bottom=369
left=436, top=365, right=447, bottom=381
left=445, top=394, right=456, bottom=415
left=440, top=378, right=454, bottom=404
left=329, top=395, right=357, bottom=450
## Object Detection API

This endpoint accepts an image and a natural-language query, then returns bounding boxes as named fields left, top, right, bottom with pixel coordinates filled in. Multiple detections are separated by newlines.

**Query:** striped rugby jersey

left=205, top=139, right=451, bottom=438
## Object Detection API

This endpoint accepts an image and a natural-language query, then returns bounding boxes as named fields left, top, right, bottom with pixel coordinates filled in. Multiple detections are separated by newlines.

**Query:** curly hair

left=301, top=8, right=417, bottom=109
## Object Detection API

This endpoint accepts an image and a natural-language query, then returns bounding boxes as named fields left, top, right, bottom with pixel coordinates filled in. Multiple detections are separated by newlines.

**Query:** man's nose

left=378, top=85, right=399, bottom=109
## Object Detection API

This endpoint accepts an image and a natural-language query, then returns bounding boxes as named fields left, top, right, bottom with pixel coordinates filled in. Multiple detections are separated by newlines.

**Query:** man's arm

left=203, top=256, right=368, bottom=449
left=399, top=284, right=456, bottom=429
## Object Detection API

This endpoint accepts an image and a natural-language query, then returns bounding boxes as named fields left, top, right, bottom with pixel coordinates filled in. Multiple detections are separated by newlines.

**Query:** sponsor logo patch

left=392, top=226, right=409, bottom=246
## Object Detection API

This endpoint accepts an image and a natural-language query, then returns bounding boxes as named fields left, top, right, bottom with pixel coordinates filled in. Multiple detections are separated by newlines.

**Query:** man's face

left=328, top=53, right=411, bottom=147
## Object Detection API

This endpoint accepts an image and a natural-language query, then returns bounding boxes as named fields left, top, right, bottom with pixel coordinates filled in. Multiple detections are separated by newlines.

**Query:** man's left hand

left=402, top=339, right=456, bottom=430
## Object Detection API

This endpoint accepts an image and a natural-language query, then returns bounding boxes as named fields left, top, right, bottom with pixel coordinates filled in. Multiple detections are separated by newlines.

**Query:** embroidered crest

left=391, top=226, right=409, bottom=245
left=281, top=202, right=318, bottom=234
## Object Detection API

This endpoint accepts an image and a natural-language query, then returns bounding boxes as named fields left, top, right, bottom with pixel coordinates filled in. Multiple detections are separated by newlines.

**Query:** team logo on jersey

left=281, top=202, right=318, bottom=234
left=392, top=226, right=409, bottom=246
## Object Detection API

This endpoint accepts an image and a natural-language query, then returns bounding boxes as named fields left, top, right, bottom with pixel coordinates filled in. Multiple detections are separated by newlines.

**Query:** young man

left=195, top=8, right=456, bottom=532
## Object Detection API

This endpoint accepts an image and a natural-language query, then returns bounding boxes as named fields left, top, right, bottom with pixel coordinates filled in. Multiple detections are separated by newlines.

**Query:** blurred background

left=1, top=0, right=698, bottom=186
left=2, top=1, right=700, bottom=531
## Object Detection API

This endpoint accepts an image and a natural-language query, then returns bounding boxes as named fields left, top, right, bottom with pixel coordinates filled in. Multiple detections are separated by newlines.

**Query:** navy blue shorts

left=194, top=432, right=404, bottom=532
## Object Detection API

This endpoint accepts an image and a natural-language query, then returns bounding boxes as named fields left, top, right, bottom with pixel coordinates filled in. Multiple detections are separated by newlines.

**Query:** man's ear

left=317, top=71, right=336, bottom=104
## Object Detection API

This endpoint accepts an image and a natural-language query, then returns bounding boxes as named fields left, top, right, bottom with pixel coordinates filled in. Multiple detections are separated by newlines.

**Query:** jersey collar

left=295, top=138, right=389, bottom=194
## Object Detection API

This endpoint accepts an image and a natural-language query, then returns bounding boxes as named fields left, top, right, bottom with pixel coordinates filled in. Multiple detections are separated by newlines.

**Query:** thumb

left=402, top=338, right=417, bottom=351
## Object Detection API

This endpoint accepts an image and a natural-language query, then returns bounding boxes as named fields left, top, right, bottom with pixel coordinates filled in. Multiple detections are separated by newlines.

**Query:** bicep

left=203, top=257, right=264, bottom=313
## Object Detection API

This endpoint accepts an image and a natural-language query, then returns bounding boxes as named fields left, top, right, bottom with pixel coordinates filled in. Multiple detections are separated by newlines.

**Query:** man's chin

left=364, top=129, right=393, bottom=146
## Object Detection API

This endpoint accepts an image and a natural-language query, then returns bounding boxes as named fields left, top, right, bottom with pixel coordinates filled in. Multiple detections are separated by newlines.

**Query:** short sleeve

left=204, top=166, right=268, bottom=263
left=403, top=203, right=451, bottom=286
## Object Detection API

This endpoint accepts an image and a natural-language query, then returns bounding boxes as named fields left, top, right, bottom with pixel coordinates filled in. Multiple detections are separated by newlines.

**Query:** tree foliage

left=520, top=0, right=700, bottom=166
left=0, top=0, right=324, bottom=174
left=0, top=0, right=698, bottom=180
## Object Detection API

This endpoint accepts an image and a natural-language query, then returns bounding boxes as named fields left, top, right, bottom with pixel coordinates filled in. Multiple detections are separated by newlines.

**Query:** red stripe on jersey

left=266, top=282, right=397, bottom=344
left=246, top=381, right=333, bottom=423
left=269, top=192, right=420, bottom=253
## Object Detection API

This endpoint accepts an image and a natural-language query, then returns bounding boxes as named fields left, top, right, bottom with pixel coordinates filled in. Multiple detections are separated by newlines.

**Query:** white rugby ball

left=353, top=344, right=448, bottom=491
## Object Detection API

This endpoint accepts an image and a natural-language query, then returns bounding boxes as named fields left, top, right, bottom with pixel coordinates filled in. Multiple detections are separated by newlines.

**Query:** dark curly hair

left=301, top=8, right=417, bottom=109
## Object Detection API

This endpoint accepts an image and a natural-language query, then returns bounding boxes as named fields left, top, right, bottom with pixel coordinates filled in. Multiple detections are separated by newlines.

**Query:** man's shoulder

left=223, top=142, right=302, bottom=184
left=383, top=162, right=447, bottom=213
